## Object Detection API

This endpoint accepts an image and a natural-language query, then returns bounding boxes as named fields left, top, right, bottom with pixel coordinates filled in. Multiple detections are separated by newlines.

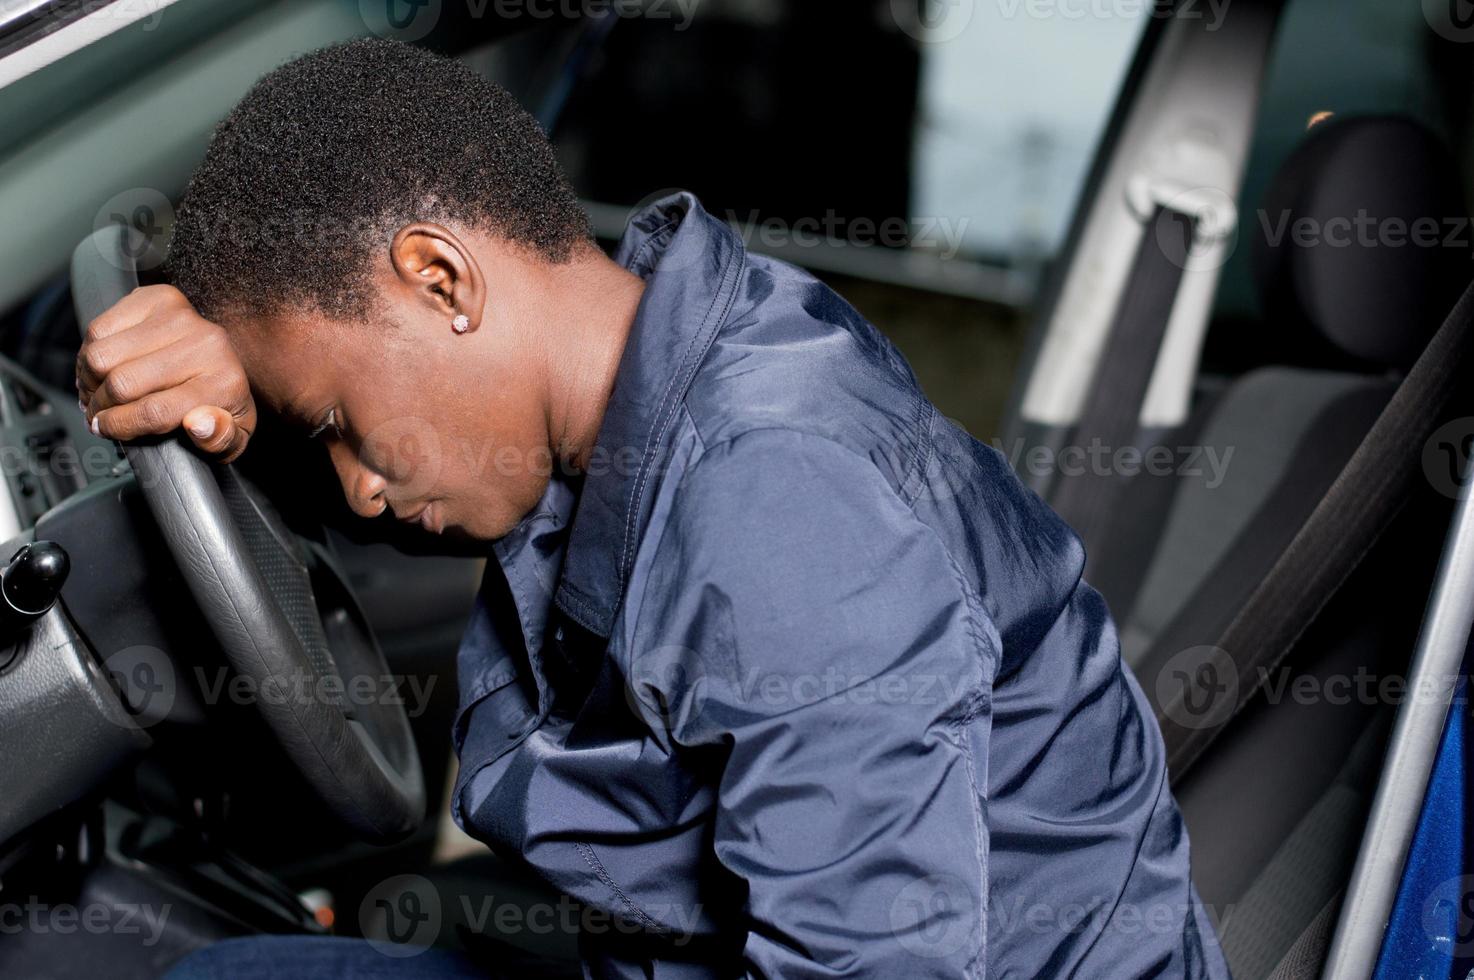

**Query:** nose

left=326, top=439, right=389, bottom=519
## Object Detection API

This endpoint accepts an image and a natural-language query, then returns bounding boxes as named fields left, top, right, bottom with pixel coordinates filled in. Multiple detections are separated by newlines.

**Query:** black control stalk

left=1, top=541, right=69, bottom=632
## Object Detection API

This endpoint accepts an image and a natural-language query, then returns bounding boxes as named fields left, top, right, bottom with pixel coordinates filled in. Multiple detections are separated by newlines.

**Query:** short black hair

left=168, top=38, right=592, bottom=321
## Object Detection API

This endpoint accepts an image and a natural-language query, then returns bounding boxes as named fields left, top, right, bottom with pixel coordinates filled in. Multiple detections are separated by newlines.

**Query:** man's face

left=228, top=250, right=558, bottom=543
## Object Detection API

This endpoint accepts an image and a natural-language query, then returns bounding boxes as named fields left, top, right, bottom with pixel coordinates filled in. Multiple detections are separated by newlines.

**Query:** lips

left=399, top=501, right=443, bottom=535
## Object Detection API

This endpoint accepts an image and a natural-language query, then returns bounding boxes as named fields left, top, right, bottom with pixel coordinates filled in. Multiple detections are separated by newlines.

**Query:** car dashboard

left=0, top=355, right=168, bottom=845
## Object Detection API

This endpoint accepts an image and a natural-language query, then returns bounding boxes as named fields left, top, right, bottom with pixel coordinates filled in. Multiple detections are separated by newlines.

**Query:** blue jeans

left=165, top=936, right=492, bottom=979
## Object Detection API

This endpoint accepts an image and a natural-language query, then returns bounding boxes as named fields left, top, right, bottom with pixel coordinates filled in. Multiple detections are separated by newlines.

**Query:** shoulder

left=681, top=255, right=935, bottom=500
left=650, top=428, right=952, bottom=602
left=633, top=427, right=982, bottom=680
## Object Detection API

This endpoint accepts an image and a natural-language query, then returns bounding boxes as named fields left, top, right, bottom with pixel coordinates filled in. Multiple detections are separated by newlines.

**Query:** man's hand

left=76, top=284, right=256, bottom=463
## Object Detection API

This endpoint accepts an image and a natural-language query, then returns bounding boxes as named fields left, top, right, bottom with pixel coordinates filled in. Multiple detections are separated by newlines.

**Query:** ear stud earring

left=452, top=315, right=470, bottom=334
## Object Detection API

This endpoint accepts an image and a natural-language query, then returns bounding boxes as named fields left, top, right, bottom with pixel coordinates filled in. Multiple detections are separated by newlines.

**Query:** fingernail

left=188, top=415, right=216, bottom=440
left=78, top=399, right=87, bottom=417
left=89, top=416, right=100, bottom=437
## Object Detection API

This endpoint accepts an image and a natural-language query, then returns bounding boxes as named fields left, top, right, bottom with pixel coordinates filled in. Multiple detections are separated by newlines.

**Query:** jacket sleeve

left=624, top=429, right=995, bottom=978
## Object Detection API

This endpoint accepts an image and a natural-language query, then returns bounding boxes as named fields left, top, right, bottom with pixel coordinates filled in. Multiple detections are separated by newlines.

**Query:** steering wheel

left=70, top=225, right=424, bottom=844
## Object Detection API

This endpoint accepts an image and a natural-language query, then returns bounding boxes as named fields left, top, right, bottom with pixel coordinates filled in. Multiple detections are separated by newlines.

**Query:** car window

left=1207, top=0, right=1457, bottom=355
left=551, top=0, right=1147, bottom=438
left=912, top=5, right=1147, bottom=272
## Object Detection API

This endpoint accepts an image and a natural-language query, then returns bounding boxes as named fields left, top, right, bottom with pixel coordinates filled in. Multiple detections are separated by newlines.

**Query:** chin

left=457, top=510, right=522, bottom=544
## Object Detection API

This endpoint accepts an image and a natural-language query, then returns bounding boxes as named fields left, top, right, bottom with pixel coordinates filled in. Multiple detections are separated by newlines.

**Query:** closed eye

left=308, top=408, right=339, bottom=440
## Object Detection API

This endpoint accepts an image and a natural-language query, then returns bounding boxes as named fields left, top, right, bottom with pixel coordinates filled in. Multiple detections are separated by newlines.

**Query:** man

left=81, top=38, right=1225, bottom=979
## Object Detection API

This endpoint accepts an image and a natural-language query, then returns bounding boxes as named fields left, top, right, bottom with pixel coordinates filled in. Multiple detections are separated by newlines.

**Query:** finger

left=182, top=406, right=250, bottom=462
left=82, top=284, right=179, bottom=343
left=78, top=313, right=197, bottom=395
left=91, top=379, right=233, bottom=443
left=84, top=335, right=214, bottom=416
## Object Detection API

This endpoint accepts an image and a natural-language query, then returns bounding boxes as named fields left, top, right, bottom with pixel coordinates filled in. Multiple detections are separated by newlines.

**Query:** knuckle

left=225, top=373, right=251, bottom=405
left=102, top=369, right=138, bottom=404
left=138, top=284, right=183, bottom=307
left=206, top=369, right=248, bottom=406
left=135, top=397, right=169, bottom=432
left=206, top=326, right=235, bottom=359
left=81, top=345, right=112, bottom=378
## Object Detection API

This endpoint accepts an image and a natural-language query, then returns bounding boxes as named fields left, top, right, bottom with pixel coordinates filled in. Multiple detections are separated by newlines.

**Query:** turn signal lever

left=0, top=541, right=69, bottom=635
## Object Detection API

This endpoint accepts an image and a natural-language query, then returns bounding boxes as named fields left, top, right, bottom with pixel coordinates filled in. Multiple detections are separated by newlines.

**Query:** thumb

left=182, top=406, right=245, bottom=461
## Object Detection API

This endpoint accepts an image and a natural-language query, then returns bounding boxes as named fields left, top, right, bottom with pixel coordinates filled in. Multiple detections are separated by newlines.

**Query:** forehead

left=223, top=310, right=347, bottom=417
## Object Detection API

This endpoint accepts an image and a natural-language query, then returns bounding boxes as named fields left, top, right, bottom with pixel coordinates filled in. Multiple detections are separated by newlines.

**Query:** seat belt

left=1267, top=894, right=1341, bottom=980
left=1051, top=207, right=1195, bottom=562
left=1153, top=275, right=1474, bottom=780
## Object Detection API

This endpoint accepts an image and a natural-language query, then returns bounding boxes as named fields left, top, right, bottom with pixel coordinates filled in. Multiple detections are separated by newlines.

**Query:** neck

left=544, top=246, right=645, bottom=473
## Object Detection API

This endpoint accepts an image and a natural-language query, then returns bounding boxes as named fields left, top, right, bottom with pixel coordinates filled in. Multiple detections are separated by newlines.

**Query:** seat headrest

left=1252, top=115, right=1469, bottom=368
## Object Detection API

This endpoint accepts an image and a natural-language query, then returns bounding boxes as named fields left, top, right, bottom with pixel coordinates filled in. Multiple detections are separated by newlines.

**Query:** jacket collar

left=551, top=192, right=746, bottom=637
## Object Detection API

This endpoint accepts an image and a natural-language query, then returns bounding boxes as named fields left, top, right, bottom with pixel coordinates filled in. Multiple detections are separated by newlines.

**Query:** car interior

left=2, top=1, right=1474, bottom=978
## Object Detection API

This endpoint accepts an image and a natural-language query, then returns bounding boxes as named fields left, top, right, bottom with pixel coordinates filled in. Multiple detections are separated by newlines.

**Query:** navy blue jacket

left=452, top=193, right=1228, bottom=978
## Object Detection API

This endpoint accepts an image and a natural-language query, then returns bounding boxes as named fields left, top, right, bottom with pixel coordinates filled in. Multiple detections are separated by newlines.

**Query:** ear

left=390, top=223, right=488, bottom=333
